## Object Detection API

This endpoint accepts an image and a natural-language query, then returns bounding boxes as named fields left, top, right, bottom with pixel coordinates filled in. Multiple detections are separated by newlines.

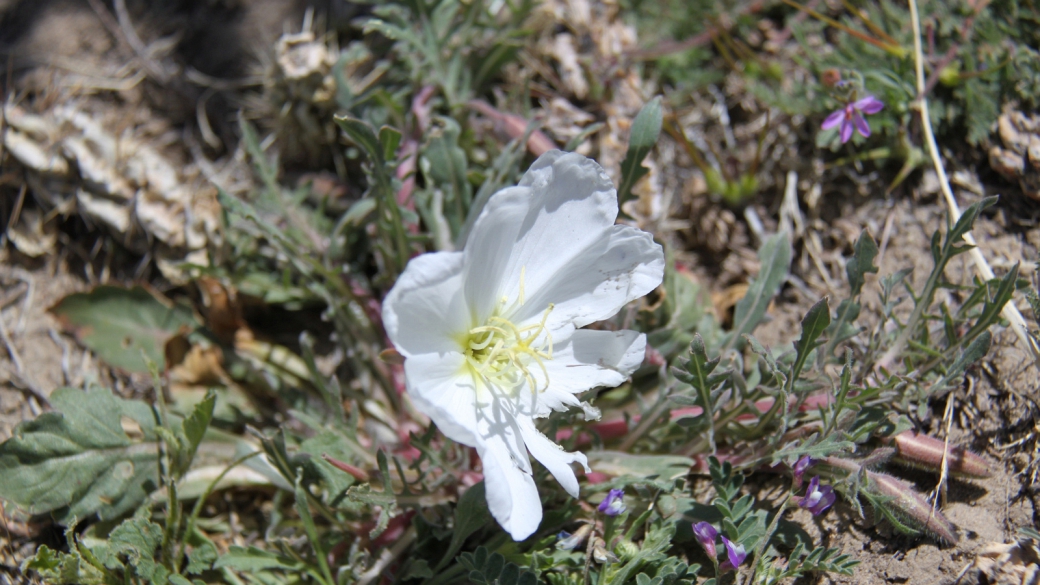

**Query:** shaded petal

left=529, top=330, right=646, bottom=417
left=464, top=151, right=621, bottom=324
left=854, top=95, right=884, bottom=114
left=839, top=120, right=854, bottom=143
left=852, top=112, right=871, bottom=137
left=518, top=417, right=589, bottom=498
left=404, top=352, right=478, bottom=446
left=514, top=225, right=664, bottom=331
left=479, top=431, right=542, bottom=540
left=383, top=251, right=467, bottom=356
left=821, top=109, right=844, bottom=130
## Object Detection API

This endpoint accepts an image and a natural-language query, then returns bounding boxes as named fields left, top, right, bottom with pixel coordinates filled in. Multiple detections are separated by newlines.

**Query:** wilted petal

left=383, top=252, right=468, bottom=356
left=821, top=108, right=844, bottom=130
left=854, top=95, right=884, bottom=114
left=852, top=112, right=871, bottom=138
left=839, top=119, right=854, bottom=144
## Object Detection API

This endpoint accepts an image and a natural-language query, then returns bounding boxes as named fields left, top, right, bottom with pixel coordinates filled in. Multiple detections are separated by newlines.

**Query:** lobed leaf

left=0, top=386, right=159, bottom=523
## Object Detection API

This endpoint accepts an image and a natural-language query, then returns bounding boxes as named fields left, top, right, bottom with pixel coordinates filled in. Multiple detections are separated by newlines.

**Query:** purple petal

left=810, top=486, right=837, bottom=515
left=692, top=522, right=718, bottom=559
left=598, top=488, right=626, bottom=516
left=839, top=119, right=854, bottom=143
left=853, top=112, right=871, bottom=138
left=793, top=456, right=814, bottom=481
left=854, top=95, right=885, bottom=114
left=821, top=109, right=844, bottom=130
left=720, top=536, right=746, bottom=568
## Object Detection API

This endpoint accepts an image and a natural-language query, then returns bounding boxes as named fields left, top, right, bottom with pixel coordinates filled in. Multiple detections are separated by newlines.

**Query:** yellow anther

left=461, top=301, right=555, bottom=395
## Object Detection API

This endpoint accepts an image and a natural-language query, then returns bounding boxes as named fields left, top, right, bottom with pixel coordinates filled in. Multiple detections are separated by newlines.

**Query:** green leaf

left=618, top=97, right=663, bottom=206
left=379, top=125, right=403, bottom=162
left=0, top=386, right=159, bottom=523
left=436, top=481, right=491, bottom=571
left=335, top=116, right=385, bottom=166
left=949, top=197, right=997, bottom=244
left=172, top=390, right=215, bottom=477
left=726, top=232, right=792, bottom=350
left=788, top=298, right=830, bottom=391
left=106, top=516, right=165, bottom=582
left=936, top=331, right=991, bottom=393
left=50, top=286, right=199, bottom=373
left=22, top=544, right=107, bottom=585
left=846, top=230, right=879, bottom=296
left=213, top=546, right=305, bottom=571
left=585, top=451, right=694, bottom=482
left=295, top=477, right=335, bottom=585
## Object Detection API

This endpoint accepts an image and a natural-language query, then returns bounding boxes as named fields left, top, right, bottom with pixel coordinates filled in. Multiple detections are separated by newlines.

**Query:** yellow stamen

left=462, top=302, right=555, bottom=395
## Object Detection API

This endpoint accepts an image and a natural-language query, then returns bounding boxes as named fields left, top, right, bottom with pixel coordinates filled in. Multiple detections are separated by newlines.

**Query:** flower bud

left=692, top=521, right=718, bottom=560
left=614, top=539, right=640, bottom=561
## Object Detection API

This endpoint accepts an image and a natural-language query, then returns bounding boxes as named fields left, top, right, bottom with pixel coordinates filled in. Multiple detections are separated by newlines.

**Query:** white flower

left=382, top=151, right=664, bottom=540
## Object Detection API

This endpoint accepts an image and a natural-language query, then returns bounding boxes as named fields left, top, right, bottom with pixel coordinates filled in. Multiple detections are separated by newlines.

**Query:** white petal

left=463, top=151, right=620, bottom=323
left=478, top=431, right=542, bottom=540
left=462, top=186, right=532, bottom=322
left=404, top=352, right=478, bottom=447
left=383, top=251, right=468, bottom=357
left=514, top=225, right=663, bottom=331
left=531, top=329, right=646, bottom=418
left=518, top=417, right=589, bottom=498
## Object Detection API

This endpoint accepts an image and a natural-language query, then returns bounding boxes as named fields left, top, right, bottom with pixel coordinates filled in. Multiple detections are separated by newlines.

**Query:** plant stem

left=905, top=0, right=1040, bottom=368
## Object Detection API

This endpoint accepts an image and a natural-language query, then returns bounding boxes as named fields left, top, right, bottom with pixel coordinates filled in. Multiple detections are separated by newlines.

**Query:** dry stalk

left=906, top=0, right=1040, bottom=368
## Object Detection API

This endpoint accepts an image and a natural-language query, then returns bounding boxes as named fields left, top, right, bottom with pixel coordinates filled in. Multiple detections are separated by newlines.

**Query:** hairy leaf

left=727, top=232, right=792, bottom=350
left=0, top=386, right=158, bottom=523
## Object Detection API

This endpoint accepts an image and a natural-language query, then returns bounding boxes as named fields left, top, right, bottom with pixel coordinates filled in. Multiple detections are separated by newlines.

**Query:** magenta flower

left=598, top=488, right=626, bottom=516
left=799, top=476, right=837, bottom=516
left=719, top=535, right=747, bottom=571
left=821, top=95, right=884, bottom=143
left=692, top=521, right=718, bottom=560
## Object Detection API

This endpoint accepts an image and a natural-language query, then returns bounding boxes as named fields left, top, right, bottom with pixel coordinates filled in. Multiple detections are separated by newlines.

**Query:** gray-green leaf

left=0, top=386, right=159, bottom=523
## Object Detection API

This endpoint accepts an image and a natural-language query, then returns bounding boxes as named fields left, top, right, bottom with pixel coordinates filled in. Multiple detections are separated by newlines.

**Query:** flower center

left=462, top=291, right=554, bottom=394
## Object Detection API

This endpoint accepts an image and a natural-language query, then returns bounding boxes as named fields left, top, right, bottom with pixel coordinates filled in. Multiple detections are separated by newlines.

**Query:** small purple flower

left=821, top=95, right=884, bottom=143
left=799, top=476, right=837, bottom=516
left=598, top=488, right=626, bottom=516
left=719, top=536, right=747, bottom=571
left=792, top=456, right=815, bottom=485
left=692, top=521, right=718, bottom=560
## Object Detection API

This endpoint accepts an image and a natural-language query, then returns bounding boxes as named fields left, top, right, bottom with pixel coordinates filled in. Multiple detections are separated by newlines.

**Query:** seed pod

left=887, top=431, right=992, bottom=478
left=867, top=471, right=958, bottom=544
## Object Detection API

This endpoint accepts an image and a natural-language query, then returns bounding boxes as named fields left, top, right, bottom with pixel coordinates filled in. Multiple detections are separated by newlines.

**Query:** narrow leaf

left=846, top=230, right=879, bottom=296
left=618, top=97, right=663, bottom=205
left=727, top=232, right=792, bottom=350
